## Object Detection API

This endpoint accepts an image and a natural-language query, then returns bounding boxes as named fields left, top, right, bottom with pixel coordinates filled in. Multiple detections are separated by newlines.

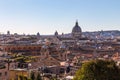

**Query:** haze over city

left=0, top=0, right=120, bottom=34
left=0, top=1, right=120, bottom=80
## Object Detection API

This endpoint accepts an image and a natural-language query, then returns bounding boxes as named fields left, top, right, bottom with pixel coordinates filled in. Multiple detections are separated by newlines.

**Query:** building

left=0, top=64, right=8, bottom=80
left=9, top=68, right=29, bottom=80
left=72, top=20, right=82, bottom=39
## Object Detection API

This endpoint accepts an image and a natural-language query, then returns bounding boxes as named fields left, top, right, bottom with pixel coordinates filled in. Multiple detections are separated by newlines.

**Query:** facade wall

left=9, top=70, right=28, bottom=80
left=0, top=64, right=9, bottom=80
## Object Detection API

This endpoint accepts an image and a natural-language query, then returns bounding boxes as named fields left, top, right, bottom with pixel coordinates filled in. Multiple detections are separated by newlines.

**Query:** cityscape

left=0, top=0, right=120, bottom=80
left=0, top=21, right=120, bottom=80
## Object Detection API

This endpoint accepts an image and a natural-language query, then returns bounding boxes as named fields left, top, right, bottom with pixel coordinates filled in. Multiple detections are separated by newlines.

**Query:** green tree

left=19, top=75, right=28, bottom=80
left=19, top=75, right=24, bottom=80
left=73, top=59, right=120, bottom=80
left=36, top=73, right=42, bottom=80
left=30, top=71, right=35, bottom=80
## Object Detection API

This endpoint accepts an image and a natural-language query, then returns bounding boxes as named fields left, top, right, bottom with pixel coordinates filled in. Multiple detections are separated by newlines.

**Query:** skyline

left=0, top=0, right=120, bottom=35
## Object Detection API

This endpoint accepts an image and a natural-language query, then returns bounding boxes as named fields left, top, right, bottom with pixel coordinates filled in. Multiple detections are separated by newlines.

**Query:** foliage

left=30, top=71, right=35, bottom=80
left=15, top=55, right=35, bottom=63
left=36, top=73, right=42, bottom=80
left=0, top=65, right=6, bottom=69
left=50, top=78, right=57, bottom=80
left=73, top=59, right=120, bottom=80
left=19, top=75, right=28, bottom=80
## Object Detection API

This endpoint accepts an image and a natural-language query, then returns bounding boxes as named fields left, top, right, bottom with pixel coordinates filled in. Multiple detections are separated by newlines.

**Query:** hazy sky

left=0, top=0, right=120, bottom=35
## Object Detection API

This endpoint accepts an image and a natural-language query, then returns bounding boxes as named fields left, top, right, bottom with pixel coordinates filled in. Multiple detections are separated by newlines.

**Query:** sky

left=0, top=0, right=120, bottom=35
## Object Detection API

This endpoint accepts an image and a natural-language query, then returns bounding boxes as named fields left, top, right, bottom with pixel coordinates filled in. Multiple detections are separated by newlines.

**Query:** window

left=5, top=72, right=7, bottom=76
left=0, top=73, right=2, bottom=77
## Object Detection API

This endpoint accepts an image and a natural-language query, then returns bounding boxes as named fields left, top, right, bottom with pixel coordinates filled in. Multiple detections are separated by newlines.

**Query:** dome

left=72, top=21, right=82, bottom=33
left=54, top=30, right=58, bottom=36
left=72, top=21, right=82, bottom=38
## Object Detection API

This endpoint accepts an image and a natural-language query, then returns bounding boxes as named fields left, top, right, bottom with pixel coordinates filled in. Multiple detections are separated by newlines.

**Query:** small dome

left=72, top=21, right=82, bottom=33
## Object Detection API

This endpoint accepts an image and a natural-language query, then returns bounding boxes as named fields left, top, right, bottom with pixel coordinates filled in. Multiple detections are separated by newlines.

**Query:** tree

left=73, top=59, right=120, bottom=80
left=19, top=75, right=24, bottom=80
left=19, top=75, right=28, bottom=80
left=30, top=71, right=35, bottom=80
left=36, top=73, right=42, bottom=80
left=66, top=66, right=70, bottom=73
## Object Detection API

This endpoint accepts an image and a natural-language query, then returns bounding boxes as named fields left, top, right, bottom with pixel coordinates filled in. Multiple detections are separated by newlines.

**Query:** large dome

left=72, top=21, right=82, bottom=39
left=72, top=21, right=82, bottom=33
